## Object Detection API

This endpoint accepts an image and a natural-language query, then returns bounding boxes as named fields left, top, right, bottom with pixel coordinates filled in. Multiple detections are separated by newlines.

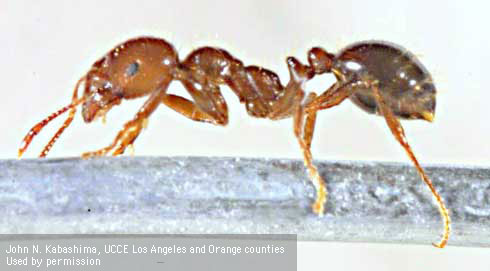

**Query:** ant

left=18, top=37, right=449, bottom=248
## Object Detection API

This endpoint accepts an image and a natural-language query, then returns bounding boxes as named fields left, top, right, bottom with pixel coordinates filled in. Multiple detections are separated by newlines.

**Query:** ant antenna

left=18, top=78, right=86, bottom=158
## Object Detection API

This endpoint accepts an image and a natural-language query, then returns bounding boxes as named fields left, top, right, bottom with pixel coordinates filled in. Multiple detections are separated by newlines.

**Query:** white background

left=2, top=0, right=490, bottom=269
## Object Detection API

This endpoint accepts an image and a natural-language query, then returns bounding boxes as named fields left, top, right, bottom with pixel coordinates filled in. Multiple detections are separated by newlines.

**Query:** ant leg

left=268, top=57, right=312, bottom=119
left=294, top=93, right=327, bottom=215
left=178, top=78, right=229, bottom=125
left=372, top=84, right=450, bottom=248
left=302, top=93, right=317, bottom=149
left=268, top=81, right=304, bottom=119
left=305, top=79, right=357, bottom=113
left=82, top=86, right=169, bottom=158
left=162, top=94, right=228, bottom=126
left=299, top=80, right=361, bottom=215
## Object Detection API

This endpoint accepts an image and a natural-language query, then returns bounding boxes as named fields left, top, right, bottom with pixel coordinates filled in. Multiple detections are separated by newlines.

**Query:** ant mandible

left=18, top=37, right=449, bottom=248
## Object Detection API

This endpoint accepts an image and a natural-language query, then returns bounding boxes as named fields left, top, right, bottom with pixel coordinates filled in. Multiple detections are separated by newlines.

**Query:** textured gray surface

left=0, top=157, right=489, bottom=247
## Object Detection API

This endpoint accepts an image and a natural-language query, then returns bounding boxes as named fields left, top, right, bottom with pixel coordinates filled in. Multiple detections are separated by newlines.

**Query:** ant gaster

left=18, top=37, right=449, bottom=248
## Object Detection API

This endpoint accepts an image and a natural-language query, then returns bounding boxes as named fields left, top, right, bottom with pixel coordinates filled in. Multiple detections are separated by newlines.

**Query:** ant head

left=79, top=38, right=179, bottom=123
left=81, top=60, right=123, bottom=123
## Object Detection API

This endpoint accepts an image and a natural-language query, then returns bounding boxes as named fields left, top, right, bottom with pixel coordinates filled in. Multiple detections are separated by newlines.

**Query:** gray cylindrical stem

left=0, top=157, right=489, bottom=247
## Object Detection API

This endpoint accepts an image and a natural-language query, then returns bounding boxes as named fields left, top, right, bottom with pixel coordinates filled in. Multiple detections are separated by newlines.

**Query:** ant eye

left=126, top=62, right=139, bottom=77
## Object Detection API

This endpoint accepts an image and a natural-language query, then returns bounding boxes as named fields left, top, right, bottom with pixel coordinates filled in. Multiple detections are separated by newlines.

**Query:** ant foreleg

left=82, top=86, right=169, bottom=158
left=372, top=84, right=450, bottom=248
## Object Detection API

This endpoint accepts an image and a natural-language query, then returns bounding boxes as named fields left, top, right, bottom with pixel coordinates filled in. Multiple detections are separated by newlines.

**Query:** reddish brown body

left=19, top=37, right=449, bottom=248
left=80, top=37, right=316, bottom=127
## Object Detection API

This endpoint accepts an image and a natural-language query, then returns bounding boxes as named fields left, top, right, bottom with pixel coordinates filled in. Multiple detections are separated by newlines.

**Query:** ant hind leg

left=306, top=79, right=357, bottom=113
left=371, top=83, right=450, bottom=248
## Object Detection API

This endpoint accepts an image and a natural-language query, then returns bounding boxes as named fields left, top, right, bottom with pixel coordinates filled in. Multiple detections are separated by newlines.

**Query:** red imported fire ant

left=18, top=37, right=449, bottom=247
